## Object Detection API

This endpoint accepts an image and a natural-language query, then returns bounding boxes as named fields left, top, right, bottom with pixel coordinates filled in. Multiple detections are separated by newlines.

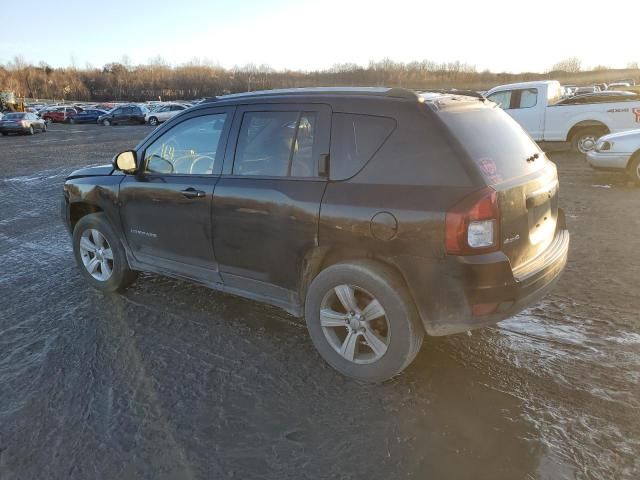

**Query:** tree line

left=1, top=56, right=638, bottom=102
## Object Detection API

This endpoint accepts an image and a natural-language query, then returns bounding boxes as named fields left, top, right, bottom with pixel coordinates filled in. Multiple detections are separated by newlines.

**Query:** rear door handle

left=180, top=188, right=206, bottom=199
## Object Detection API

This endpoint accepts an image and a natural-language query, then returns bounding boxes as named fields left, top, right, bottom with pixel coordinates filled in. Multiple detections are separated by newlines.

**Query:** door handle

left=180, top=188, right=206, bottom=199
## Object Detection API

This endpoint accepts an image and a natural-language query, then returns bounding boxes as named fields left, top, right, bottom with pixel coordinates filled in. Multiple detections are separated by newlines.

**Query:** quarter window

left=234, top=111, right=318, bottom=177
left=329, top=113, right=396, bottom=180
left=144, top=113, right=227, bottom=175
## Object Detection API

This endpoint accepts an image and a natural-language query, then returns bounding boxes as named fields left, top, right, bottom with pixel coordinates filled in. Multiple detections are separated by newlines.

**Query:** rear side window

left=234, top=111, right=299, bottom=176
left=330, top=113, right=395, bottom=180
left=233, top=110, right=320, bottom=178
left=438, top=106, right=544, bottom=184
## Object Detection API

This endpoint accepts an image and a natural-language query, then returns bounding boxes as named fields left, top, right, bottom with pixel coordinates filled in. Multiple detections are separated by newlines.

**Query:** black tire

left=626, top=152, right=640, bottom=185
left=571, top=127, right=605, bottom=154
left=102, top=119, right=111, bottom=126
left=72, top=213, right=137, bottom=292
left=304, top=260, right=424, bottom=382
left=2, top=132, right=8, bottom=136
left=149, top=116, right=159, bottom=126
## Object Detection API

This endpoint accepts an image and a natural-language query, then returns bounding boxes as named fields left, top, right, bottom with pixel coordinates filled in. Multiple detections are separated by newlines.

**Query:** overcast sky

left=1, top=0, right=638, bottom=72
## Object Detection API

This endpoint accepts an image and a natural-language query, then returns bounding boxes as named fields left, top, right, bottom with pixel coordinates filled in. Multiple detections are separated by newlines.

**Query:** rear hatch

left=437, top=100, right=559, bottom=272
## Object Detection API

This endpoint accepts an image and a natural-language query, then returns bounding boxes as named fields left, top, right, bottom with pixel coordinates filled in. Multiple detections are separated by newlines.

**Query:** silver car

left=587, top=129, right=640, bottom=183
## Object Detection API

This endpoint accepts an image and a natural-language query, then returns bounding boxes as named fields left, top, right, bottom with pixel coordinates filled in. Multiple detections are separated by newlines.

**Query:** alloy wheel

left=79, top=229, right=114, bottom=281
left=319, top=284, right=390, bottom=364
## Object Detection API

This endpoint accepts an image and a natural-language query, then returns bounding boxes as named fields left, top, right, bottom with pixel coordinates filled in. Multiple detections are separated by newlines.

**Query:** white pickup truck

left=485, top=80, right=640, bottom=153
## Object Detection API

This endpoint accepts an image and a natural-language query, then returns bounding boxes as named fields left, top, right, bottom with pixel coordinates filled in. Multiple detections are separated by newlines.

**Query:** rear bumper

left=398, top=209, right=570, bottom=336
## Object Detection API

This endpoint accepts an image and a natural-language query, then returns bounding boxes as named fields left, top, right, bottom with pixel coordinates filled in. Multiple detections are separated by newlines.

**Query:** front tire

left=304, top=260, right=424, bottom=382
left=149, top=116, right=159, bottom=126
left=626, top=152, right=640, bottom=185
left=102, top=119, right=111, bottom=126
left=72, top=213, right=137, bottom=292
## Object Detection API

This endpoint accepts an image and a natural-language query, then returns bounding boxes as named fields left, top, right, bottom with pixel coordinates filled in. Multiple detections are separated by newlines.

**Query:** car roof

left=203, top=87, right=420, bottom=105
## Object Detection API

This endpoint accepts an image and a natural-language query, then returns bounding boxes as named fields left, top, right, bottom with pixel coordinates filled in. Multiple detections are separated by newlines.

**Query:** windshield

left=439, top=106, right=545, bottom=184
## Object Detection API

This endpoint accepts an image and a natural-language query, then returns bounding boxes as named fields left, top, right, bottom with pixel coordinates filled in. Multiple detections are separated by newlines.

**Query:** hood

left=600, top=128, right=640, bottom=142
left=67, top=164, right=114, bottom=179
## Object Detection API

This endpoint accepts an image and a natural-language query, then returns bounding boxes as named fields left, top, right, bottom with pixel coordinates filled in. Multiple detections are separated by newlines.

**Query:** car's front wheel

left=149, top=116, right=158, bottom=126
left=102, top=119, right=111, bottom=126
left=305, top=260, right=424, bottom=382
left=627, top=152, right=640, bottom=185
left=73, top=213, right=137, bottom=292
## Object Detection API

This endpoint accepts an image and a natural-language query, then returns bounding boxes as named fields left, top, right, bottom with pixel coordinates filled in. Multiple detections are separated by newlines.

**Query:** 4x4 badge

left=504, top=234, right=520, bottom=245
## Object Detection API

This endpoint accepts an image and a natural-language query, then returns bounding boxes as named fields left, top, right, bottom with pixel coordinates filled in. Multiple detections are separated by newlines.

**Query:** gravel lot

left=1, top=123, right=639, bottom=479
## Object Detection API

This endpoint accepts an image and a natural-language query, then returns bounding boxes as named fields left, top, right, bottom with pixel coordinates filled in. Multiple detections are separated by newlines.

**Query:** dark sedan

left=0, top=112, right=47, bottom=135
left=69, top=109, right=108, bottom=124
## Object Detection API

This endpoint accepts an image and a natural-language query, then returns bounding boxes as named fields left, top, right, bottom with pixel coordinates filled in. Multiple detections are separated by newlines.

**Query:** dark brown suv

left=62, top=87, right=569, bottom=381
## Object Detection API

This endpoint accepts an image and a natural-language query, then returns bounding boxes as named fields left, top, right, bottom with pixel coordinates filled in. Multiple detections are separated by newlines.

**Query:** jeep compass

left=62, top=87, right=569, bottom=381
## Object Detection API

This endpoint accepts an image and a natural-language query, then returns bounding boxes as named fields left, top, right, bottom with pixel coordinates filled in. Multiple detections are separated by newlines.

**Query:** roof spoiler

left=423, top=89, right=486, bottom=100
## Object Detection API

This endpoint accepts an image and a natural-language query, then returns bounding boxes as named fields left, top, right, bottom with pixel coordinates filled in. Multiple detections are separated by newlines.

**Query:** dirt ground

left=0, top=124, right=638, bottom=479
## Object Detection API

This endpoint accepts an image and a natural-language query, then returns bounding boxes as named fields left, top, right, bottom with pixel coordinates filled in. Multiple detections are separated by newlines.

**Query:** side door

left=110, top=107, right=123, bottom=123
left=212, top=103, right=331, bottom=305
left=123, top=107, right=135, bottom=124
left=118, top=107, right=234, bottom=282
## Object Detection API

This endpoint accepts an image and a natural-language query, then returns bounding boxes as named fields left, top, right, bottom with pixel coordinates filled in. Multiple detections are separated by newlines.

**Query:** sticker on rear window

left=477, top=158, right=503, bottom=184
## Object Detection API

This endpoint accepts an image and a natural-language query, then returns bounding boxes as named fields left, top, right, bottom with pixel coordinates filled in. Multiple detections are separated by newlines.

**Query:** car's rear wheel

left=149, top=116, right=159, bottom=126
left=102, top=119, right=111, bottom=126
left=73, top=213, right=137, bottom=292
left=304, top=260, right=424, bottom=382
left=626, top=152, right=640, bottom=185
left=1, top=132, right=8, bottom=136
left=572, top=128, right=604, bottom=154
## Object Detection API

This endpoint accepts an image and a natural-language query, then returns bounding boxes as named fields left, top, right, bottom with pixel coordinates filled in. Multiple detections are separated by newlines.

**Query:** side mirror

left=113, top=150, right=137, bottom=173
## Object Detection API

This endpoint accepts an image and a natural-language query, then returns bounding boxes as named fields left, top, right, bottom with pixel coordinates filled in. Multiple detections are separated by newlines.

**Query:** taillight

left=445, top=187, right=499, bottom=255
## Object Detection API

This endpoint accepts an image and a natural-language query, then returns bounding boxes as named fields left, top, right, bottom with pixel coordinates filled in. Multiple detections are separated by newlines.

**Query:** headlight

left=596, top=140, right=612, bottom=152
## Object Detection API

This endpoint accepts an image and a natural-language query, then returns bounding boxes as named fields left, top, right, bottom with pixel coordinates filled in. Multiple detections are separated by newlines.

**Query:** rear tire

left=149, top=116, right=159, bottom=126
left=304, top=260, right=424, bottom=382
left=1, top=132, right=8, bottom=136
left=571, top=127, right=605, bottom=154
left=72, top=213, right=137, bottom=292
left=102, top=119, right=111, bottom=126
left=626, top=152, right=640, bottom=185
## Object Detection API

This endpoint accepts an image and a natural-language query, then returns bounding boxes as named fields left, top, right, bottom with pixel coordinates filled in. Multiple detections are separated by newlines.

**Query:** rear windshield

left=3, top=113, right=25, bottom=119
left=438, top=106, right=544, bottom=184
